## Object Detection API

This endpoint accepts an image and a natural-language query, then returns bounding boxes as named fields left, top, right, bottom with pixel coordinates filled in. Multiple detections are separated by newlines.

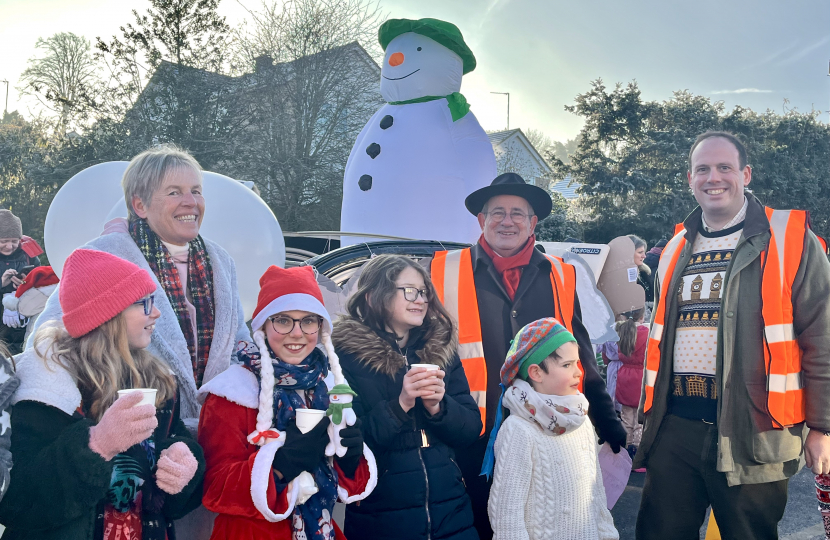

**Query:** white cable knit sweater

left=488, top=415, right=619, bottom=540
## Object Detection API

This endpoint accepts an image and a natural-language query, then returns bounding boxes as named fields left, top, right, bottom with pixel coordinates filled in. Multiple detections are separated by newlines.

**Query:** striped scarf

left=130, top=218, right=215, bottom=387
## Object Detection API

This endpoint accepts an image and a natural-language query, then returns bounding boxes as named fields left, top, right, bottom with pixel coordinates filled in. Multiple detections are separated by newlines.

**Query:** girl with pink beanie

left=0, top=249, right=205, bottom=540
left=198, top=265, right=377, bottom=540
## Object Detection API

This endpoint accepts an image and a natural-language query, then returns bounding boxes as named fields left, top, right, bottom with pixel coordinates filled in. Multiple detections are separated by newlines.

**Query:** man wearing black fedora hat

left=430, top=172, right=626, bottom=538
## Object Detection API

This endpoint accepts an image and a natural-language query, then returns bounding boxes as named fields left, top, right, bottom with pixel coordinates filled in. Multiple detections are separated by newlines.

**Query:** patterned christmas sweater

left=670, top=211, right=745, bottom=424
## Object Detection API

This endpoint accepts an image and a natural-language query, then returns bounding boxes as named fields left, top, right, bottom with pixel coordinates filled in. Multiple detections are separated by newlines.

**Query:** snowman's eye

left=417, top=47, right=422, bottom=51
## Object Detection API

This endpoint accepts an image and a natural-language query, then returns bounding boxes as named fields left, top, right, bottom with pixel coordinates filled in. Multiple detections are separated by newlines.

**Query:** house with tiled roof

left=488, top=128, right=551, bottom=187
left=487, top=129, right=582, bottom=202
left=549, top=175, right=581, bottom=200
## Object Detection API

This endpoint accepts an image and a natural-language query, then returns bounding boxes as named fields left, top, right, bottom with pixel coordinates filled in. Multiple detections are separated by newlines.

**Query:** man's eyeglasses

left=484, top=210, right=534, bottom=223
left=397, top=287, right=430, bottom=302
left=269, top=315, right=322, bottom=335
left=133, top=295, right=155, bottom=316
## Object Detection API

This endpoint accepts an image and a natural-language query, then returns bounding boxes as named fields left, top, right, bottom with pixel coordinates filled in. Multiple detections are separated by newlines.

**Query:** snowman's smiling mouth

left=383, top=69, right=420, bottom=81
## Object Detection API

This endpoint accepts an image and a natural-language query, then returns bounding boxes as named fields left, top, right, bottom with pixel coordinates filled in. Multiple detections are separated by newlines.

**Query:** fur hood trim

left=197, top=364, right=260, bottom=409
left=12, top=340, right=81, bottom=416
left=331, top=316, right=457, bottom=378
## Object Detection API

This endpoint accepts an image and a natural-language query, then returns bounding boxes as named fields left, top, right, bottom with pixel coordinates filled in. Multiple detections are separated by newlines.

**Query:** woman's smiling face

left=385, top=266, right=428, bottom=337
left=265, top=310, right=320, bottom=365
left=132, top=166, right=205, bottom=246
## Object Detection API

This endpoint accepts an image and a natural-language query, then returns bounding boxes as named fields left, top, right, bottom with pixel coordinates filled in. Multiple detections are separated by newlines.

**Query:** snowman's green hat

left=379, top=18, right=476, bottom=74
left=328, top=384, right=358, bottom=396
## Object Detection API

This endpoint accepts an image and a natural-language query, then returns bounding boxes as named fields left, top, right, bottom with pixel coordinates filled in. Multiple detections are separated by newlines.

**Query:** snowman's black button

left=366, top=143, right=381, bottom=159
left=358, top=175, right=373, bottom=191
left=380, top=115, right=393, bottom=129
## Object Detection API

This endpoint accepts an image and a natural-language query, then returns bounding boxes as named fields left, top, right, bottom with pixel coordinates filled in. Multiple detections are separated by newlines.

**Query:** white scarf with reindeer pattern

left=502, top=379, right=589, bottom=435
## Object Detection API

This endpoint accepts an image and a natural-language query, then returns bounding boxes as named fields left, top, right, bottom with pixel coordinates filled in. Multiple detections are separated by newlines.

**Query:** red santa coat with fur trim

left=198, top=364, right=375, bottom=539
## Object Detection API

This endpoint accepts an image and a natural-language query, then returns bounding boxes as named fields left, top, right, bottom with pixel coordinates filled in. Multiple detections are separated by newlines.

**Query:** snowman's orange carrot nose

left=388, top=52, right=404, bottom=66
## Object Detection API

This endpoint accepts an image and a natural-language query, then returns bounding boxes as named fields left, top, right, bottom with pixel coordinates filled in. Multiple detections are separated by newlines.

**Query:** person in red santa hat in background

left=198, top=265, right=377, bottom=540
left=2, top=266, right=60, bottom=345
left=0, top=209, right=44, bottom=353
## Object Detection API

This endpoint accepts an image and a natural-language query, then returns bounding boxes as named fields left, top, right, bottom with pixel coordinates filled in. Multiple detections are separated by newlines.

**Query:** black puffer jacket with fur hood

left=333, top=316, right=481, bottom=540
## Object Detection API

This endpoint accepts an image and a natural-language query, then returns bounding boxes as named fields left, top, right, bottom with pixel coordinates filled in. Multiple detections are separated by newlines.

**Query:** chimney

left=254, top=54, right=274, bottom=72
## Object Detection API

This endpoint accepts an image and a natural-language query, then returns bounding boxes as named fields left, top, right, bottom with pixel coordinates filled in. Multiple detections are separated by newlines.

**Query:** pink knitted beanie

left=60, top=249, right=157, bottom=338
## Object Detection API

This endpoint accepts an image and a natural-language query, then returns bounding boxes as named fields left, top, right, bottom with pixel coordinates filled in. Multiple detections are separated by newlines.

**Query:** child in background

left=486, top=318, right=618, bottom=540
left=613, top=308, right=648, bottom=463
left=0, top=249, right=204, bottom=540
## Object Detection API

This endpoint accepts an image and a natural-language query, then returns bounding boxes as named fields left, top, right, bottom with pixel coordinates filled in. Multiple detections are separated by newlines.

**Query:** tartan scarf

left=130, top=218, right=216, bottom=387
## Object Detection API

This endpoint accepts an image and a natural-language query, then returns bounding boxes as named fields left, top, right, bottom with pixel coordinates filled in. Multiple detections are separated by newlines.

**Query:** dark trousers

left=456, top=436, right=491, bottom=540
left=636, top=415, right=789, bottom=540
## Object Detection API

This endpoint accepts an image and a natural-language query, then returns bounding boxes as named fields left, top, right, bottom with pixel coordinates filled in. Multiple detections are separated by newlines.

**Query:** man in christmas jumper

left=427, top=172, right=626, bottom=538
left=634, top=131, right=830, bottom=539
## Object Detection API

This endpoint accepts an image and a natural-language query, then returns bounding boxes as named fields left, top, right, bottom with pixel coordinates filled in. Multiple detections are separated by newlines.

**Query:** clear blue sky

left=2, top=0, right=828, bottom=142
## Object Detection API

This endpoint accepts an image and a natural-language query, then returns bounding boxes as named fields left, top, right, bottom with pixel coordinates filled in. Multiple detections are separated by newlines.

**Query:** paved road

left=611, top=466, right=825, bottom=539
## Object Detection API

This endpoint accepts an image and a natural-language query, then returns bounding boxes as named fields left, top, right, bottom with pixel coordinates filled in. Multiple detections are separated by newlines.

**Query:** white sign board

left=536, top=242, right=610, bottom=281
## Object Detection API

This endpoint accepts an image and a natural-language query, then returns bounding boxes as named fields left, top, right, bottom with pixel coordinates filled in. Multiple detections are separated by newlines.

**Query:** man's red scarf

left=479, top=234, right=536, bottom=301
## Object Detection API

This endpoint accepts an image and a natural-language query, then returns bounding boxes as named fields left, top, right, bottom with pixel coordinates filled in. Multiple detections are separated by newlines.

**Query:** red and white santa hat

left=2, top=266, right=60, bottom=312
left=250, top=265, right=333, bottom=336
left=247, top=265, right=345, bottom=446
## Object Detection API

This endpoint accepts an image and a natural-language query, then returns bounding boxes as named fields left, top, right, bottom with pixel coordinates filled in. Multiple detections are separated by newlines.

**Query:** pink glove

left=88, top=392, right=158, bottom=461
left=155, top=441, right=198, bottom=495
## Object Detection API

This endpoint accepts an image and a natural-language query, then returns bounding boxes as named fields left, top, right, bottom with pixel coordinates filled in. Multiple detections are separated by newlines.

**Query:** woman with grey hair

left=30, top=145, right=251, bottom=424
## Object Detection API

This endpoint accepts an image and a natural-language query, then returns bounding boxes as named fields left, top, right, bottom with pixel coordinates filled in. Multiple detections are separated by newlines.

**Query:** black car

left=303, top=239, right=470, bottom=286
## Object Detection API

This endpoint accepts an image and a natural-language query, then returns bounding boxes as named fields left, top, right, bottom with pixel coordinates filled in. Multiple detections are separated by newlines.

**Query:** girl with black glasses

left=332, top=254, right=481, bottom=540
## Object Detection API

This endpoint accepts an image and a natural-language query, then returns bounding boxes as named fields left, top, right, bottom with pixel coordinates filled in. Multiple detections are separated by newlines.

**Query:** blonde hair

left=34, top=316, right=176, bottom=421
left=122, top=144, right=202, bottom=220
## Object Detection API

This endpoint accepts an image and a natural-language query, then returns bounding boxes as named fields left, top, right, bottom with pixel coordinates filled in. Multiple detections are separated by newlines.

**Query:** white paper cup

left=117, top=388, right=157, bottom=408
left=295, top=409, right=326, bottom=434
left=410, top=364, right=439, bottom=373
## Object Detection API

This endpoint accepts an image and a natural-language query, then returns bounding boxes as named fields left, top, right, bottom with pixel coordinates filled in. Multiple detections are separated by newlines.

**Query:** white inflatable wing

left=559, top=252, right=618, bottom=345
left=316, top=265, right=367, bottom=321
left=317, top=273, right=349, bottom=321
left=45, top=162, right=130, bottom=277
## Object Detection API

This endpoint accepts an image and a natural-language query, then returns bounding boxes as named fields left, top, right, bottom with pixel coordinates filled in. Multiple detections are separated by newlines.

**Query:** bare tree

left=549, top=138, right=577, bottom=165
left=231, top=0, right=383, bottom=70
left=524, top=128, right=553, bottom=160
left=227, top=0, right=384, bottom=230
left=18, top=32, right=99, bottom=129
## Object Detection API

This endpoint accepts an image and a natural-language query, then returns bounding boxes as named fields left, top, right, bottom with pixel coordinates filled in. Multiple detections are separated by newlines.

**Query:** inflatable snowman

left=340, top=18, right=497, bottom=245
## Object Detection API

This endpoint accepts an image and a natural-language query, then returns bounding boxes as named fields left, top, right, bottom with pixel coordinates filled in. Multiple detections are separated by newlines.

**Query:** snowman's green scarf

left=388, top=92, right=470, bottom=121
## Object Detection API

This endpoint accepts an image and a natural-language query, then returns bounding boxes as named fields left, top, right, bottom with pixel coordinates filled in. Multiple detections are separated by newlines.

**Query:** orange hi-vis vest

left=432, top=247, right=581, bottom=434
left=645, top=208, right=809, bottom=428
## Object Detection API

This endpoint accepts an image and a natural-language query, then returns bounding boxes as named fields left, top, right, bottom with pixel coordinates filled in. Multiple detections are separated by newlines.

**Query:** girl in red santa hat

left=198, top=265, right=377, bottom=540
